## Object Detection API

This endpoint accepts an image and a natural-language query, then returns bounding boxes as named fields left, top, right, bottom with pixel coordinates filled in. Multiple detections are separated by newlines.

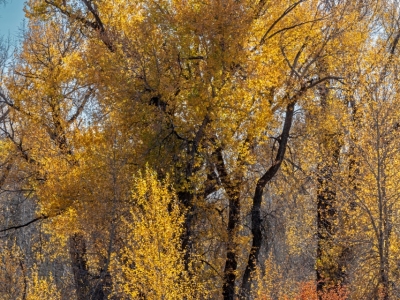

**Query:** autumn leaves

left=0, top=0, right=399, bottom=299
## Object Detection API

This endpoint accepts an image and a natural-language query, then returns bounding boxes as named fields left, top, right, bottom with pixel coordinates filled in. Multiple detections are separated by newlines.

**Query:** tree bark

left=222, top=195, right=241, bottom=300
left=316, top=164, right=338, bottom=296
left=179, top=190, right=195, bottom=271
left=69, top=233, right=90, bottom=300
left=240, top=101, right=295, bottom=299
left=315, top=72, right=343, bottom=297
left=216, top=147, right=242, bottom=300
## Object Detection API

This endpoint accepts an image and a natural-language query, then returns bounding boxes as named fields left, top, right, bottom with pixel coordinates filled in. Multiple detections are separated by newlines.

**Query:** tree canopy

left=1, top=0, right=400, bottom=299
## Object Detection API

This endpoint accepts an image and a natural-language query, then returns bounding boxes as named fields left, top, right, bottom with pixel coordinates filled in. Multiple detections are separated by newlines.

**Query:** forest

left=1, top=0, right=400, bottom=299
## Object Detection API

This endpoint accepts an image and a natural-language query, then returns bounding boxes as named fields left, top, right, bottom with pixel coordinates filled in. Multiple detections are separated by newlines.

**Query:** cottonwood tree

left=0, top=1, right=396, bottom=299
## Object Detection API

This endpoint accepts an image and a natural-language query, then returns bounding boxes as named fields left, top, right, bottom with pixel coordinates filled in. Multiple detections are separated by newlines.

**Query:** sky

left=0, top=0, right=25, bottom=39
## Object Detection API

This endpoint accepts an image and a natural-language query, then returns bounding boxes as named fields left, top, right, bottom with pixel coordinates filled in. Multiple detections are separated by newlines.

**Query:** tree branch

left=68, top=87, right=93, bottom=124
left=0, top=214, right=48, bottom=233
left=260, top=0, right=306, bottom=45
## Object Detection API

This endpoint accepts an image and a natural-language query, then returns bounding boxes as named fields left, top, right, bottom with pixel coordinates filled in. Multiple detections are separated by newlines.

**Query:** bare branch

left=260, top=0, right=306, bottom=45
left=0, top=215, right=48, bottom=233
left=68, top=88, right=93, bottom=124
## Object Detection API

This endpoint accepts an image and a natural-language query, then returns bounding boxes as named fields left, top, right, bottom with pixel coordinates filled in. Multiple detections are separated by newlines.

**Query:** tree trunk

left=222, top=196, right=241, bottom=300
left=316, top=165, right=338, bottom=296
left=240, top=101, right=295, bottom=299
left=178, top=190, right=195, bottom=271
left=214, top=146, right=242, bottom=300
left=69, top=233, right=90, bottom=300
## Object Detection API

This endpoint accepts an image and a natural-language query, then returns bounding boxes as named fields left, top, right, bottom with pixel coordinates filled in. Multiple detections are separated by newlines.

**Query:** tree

left=111, top=167, right=205, bottom=299
left=0, top=1, right=397, bottom=299
left=340, top=52, right=400, bottom=300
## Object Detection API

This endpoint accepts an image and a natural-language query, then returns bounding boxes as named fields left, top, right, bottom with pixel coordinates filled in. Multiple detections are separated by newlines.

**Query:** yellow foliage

left=0, top=0, right=395, bottom=298
left=111, top=167, right=205, bottom=299
left=27, top=266, right=60, bottom=300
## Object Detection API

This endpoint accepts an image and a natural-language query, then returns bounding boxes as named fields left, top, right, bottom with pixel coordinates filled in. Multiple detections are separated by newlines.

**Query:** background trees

left=2, top=0, right=400, bottom=299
